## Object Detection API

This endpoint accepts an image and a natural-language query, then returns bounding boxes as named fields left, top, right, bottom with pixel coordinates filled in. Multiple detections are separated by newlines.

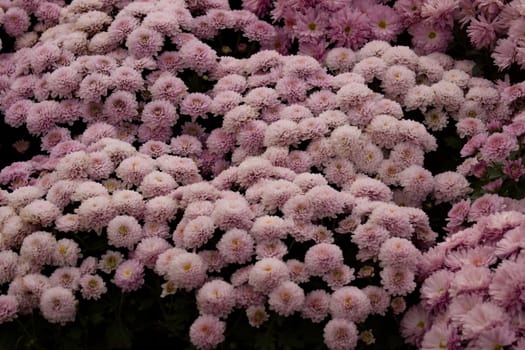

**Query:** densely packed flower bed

left=0, top=0, right=524, bottom=349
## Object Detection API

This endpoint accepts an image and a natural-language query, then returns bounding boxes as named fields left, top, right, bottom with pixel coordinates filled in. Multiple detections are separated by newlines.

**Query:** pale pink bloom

left=351, top=223, right=390, bottom=257
left=400, top=305, right=430, bottom=346
left=260, top=179, right=302, bottom=213
left=39, top=286, right=77, bottom=324
left=420, top=322, right=452, bottom=350
left=141, top=99, right=178, bottom=128
left=112, top=259, right=144, bottom=293
left=398, top=165, right=434, bottom=201
left=196, top=280, right=235, bottom=318
left=255, top=239, right=288, bottom=260
left=211, top=197, right=254, bottom=231
left=268, top=281, right=305, bottom=316
left=423, top=108, right=449, bottom=131
left=106, top=215, right=143, bottom=250
left=368, top=5, right=402, bottom=41
left=139, top=171, right=178, bottom=198
left=361, top=286, right=390, bottom=316
left=467, top=16, right=497, bottom=49
left=433, top=171, right=471, bottom=204
left=449, top=266, right=492, bottom=297
left=19, top=231, right=57, bottom=266
left=216, top=229, right=254, bottom=264
left=330, top=287, right=371, bottom=322
left=248, top=257, right=289, bottom=293
left=189, top=315, right=225, bottom=350
left=352, top=56, right=387, bottom=82
left=323, top=318, right=358, bottom=350
left=3, top=7, right=31, bottom=37
left=495, top=226, right=525, bottom=258
left=77, top=73, right=110, bottom=102
left=111, top=190, right=145, bottom=219
left=132, top=237, right=170, bottom=269
left=472, top=326, right=517, bottom=350
left=275, top=76, right=309, bottom=104
left=404, top=85, right=435, bottom=112
left=336, top=82, right=375, bottom=112
left=323, top=265, right=355, bottom=290
left=420, top=269, right=453, bottom=309
left=0, top=295, right=18, bottom=324
left=49, top=267, right=81, bottom=291
left=245, top=304, right=268, bottom=328
left=250, top=216, right=288, bottom=241
left=0, top=251, right=18, bottom=285
left=178, top=40, right=218, bottom=75
left=347, top=177, right=393, bottom=202
left=462, top=302, right=507, bottom=339
left=53, top=239, right=81, bottom=267
left=378, top=238, right=421, bottom=270
left=381, top=64, right=416, bottom=98
left=79, top=274, right=107, bottom=300
left=286, top=259, right=309, bottom=284
left=181, top=216, right=216, bottom=249
left=380, top=267, right=416, bottom=296
left=98, top=251, right=124, bottom=274
left=432, top=80, right=465, bottom=112
left=489, top=260, right=525, bottom=309
left=304, top=185, right=345, bottom=219
left=304, top=243, right=344, bottom=277
left=409, top=21, right=452, bottom=54
left=301, top=289, right=330, bottom=323
left=167, top=252, right=207, bottom=291
left=480, top=132, right=519, bottom=163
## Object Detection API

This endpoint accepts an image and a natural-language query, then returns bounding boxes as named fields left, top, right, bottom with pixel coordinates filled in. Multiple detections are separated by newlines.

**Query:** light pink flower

left=189, top=315, right=226, bottom=350
left=323, top=318, right=358, bottom=350
left=268, top=281, right=305, bottom=316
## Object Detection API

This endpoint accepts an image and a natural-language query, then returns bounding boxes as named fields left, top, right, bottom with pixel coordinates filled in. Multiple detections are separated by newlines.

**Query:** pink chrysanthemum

left=167, top=252, right=207, bottom=291
left=380, top=267, right=416, bottom=296
left=378, top=236, right=420, bottom=269
left=246, top=305, right=269, bottom=328
left=196, top=280, right=235, bottom=318
left=268, top=281, right=305, bottom=317
left=106, top=215, right=143, bottom=250
left=368, top=5, right=403, bottom=42
left=39, top=287, right=77, bottom=325
left=433, top=171, right=471, bottom=204
left=112, top=259, right=145, bottom=292
left=301, top=289, right=331, bottom=323
left=248, top=257, right=289, bottom=293
left=323, top=318, right=358, bottom=350
left=216, top=229, right=255, bottom=264
left=132, top=237, right=171, bottom=269
left=330, top=286, right=371, bottom=323
left=211, top=197, right=254, bottom=231
left=0, top=295, right=18, bottom=324
left=189, top=315, right=226, bottom=350
left=362, top=286, right=390, bottom=316
left=79, top=274, right=107, bottom=300
left=400, top=305, right=430, bottom=346
left=304, top=243, right=344, bottom=277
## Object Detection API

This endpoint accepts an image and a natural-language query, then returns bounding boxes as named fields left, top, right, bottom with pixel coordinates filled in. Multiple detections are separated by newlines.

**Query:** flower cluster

left=0, top=132, right=438, bottom=349
left=454, top=81, right=525, bottom=202
left=402, top=208, right=525, bottom=349
left=1, top=0, right=525, bottom=350
left=242, top=0, right=525, bottom=70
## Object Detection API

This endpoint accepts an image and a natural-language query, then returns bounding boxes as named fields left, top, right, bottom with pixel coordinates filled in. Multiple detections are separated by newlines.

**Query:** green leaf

left=486, top=166, right=502, bottom=180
